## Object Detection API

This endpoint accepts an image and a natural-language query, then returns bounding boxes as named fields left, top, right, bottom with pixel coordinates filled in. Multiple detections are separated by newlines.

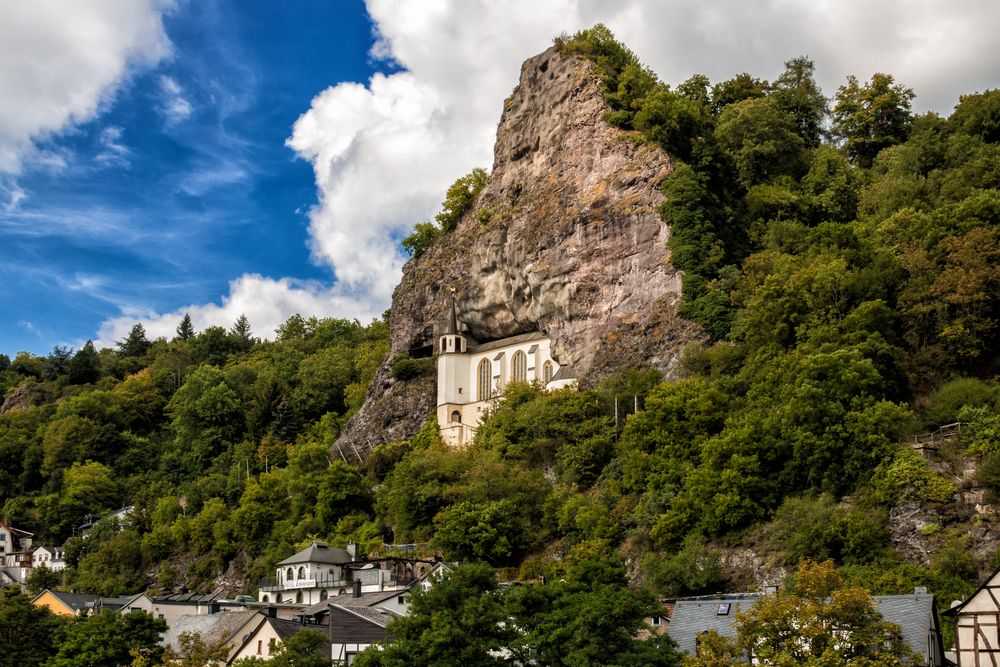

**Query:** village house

left=436, top=299, right=575, bottom=446
left=945, top=565, right=1000, bottom=665
left=667, top=589, right=946, bottom=666
left=31, top=545, right=66, bottom=572
left=257, top=541, right=399, bottom=606
left=0, top=520, right=33, bottom=586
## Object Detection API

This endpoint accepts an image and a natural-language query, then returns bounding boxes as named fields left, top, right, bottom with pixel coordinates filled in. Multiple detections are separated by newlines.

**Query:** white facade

left=32, top=546, right=66, bottom=572
left=436, top=328, right=575, bottom=446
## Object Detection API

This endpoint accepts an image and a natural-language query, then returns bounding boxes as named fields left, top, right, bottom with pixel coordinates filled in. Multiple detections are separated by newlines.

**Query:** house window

left=651, top=616, right=661, bottom=627
left=298, top=566, right=306, bottom=580
left=450, top=410, right=461, bottom=423
left=286, top=567, right=294, bottom=581
left=257, top=640, right=263, bottom=655
left=542, top=360, right=553, bottom=384
left=320, top=590, right=328, bottom=601
left=512, top=351, right=527, bottom=382
left=269, top=638, right=277, bottom=654
left=477, top=359, right=492, bottom=401
left=262, top=595, right=269, bottom=603
left=296, top=591, right=303, bottom=604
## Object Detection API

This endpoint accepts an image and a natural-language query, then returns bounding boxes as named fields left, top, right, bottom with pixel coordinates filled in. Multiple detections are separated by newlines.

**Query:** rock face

left=335, top=46, right=703, bottom=455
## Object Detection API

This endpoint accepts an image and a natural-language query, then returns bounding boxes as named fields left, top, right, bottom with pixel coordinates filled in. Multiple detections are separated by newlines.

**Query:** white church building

left=436, top=300, right=575, bottom=446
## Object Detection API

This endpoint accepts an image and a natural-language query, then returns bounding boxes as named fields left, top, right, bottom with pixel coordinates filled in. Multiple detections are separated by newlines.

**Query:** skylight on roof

left=717, top=603, right=731, bottom=616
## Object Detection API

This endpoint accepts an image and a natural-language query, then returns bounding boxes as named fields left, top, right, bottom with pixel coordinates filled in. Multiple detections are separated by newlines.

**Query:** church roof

left=551, top=365, right=577, bottom=381
left=277, top=541, right=353, bottom=566
left=469, top=331, right=547, bottom=354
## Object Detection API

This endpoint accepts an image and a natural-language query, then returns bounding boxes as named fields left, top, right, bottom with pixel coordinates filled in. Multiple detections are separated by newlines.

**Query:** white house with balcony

left=436, top=299, right=575, bottom=446
left=257, top=542, right=395, bottom=606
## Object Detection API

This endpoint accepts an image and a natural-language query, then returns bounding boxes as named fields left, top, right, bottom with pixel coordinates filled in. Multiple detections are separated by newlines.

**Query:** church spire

left=446, top=295, right=458, bottom=335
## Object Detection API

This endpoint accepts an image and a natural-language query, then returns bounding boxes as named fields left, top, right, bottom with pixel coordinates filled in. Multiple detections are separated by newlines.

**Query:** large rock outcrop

left=335, top=46, right=703, bottom=456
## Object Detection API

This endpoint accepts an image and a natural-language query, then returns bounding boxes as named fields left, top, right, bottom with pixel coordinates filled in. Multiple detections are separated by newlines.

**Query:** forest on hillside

left=2, top=25, right=1000, bottom=642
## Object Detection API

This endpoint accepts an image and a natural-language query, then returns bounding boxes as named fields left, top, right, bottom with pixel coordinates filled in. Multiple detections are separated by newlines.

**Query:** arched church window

left=477, top=359, right=492, bottom=401
left=451, top=410, right=461, bottom=423
left=298, top=566, right=305, bottom=580
left=262, top=595, right=269, bottom=603
left=286, top=568, right=294, bottom=582
left=512, top=351, right=527, bottom=382
left=542, top=361, right=554, bottom=384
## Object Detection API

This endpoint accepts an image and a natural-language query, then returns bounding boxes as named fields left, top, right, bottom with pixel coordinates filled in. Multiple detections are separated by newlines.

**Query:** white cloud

left=96, top=0, right=1000, bottom=343
left=96, top=274, right=384, bottom=348
left=158, top=75, right=193, bottom=125
left=1, top=178, right=26, bottom=212
left=95, top=126, right=131, bottom=168
left=0, top=0, right=174, bottom=174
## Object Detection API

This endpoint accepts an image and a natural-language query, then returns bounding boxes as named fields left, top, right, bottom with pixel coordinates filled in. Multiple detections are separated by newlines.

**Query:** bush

left=922, top=377, right=994, bottom=429
left=872, top=448, right=955, bottom=505
left=390, top=356, right=431, bottom=380
left=401, top=222, right=440, bottom=258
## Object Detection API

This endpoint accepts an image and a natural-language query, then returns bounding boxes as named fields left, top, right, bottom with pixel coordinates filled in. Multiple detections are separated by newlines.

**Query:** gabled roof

left=551, top=365, right=576, bottom=381
left=32, top=590, right=102, bottom=614
left=230, top=616, right=332, bottom=661
left=162, top=610, right=263, bottom=658
left=153, top=591, right=222, bottom=604
left=330, top=603, right=396, bottom=628
left=874, top=594, right=944, bottom=665
left=277, top=541, right=353, bottom=567
left=469, top=331, right=547, bottom=354
left=943, top=565, right=1000, bottom=617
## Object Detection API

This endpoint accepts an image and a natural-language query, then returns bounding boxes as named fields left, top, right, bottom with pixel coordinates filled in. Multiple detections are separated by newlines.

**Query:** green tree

left=401, top=221, right=441, bottom=258
left=175, top=313, right=196, bottom=341
left=770, top=56, right=828, bottom=147
left=0, top=587, right=65, bottom=666
left=714, top=97, right=806, bottom=188
left=505, top=557, right=682, bottom=666
left=68, top=341, right=101, bottom=385
left=436, top=168, right=489, bottom=232
left=352, top=564, right=511, bottom=667
left=49, top=610, right=166, bottom=667
left=163, top=631, right=230, bottom=666
left=833, top=73, right=915, bottom=167
left=432, top=499, right=527, bottom=565
left=25, top=563, right=62, bottom=594
left=117, top=323, right=151, bottom=358
left=230, top=314, right=255, bottom=351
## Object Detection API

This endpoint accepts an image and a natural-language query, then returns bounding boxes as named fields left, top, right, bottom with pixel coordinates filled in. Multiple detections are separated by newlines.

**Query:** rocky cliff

left=335, top=46, right=703, bottom=455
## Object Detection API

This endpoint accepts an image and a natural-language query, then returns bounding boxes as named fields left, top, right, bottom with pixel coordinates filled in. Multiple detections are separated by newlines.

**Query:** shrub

left=922, top=377, right=994, bottom=429
left=872, top=448, right=955, bottom=504
left=390, top=356, right=431, bottom=380
left=401, top=222, right=440, bottom=258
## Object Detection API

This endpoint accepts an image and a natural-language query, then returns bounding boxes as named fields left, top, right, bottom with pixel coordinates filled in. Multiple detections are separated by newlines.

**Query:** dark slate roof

left=298, top=588, right=410, bottom=618
left=874, top=594, right=940, bottom=664
left=277, top=541, right=353, bottom=566
left=331, top=603, right=396, bottom=628
left=152, top=591, right=221, bottom=604
left=667, top=595, right=760, bottom=655
left=469, top=331, right=546, bottom=354
left=550, top=365, right=576, bottom=381
left=41, top=590, right=102, bottom=613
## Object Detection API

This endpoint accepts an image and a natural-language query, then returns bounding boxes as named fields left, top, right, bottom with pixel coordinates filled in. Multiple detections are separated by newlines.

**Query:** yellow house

left=31, top=590, right=101, bottom=616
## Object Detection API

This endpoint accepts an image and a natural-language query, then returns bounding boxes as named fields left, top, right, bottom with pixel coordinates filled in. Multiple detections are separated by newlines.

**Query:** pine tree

left=117, top=323, right=151, bottom=358
left=176, top=313, right=195, bottom=342
left=68, top=341, right=101, bottom=385
left=230, top=314, right=254, bottom=352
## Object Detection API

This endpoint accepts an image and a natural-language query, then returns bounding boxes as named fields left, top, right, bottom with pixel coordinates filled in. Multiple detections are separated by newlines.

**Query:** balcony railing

left=257, top=576, right=353, bottom=593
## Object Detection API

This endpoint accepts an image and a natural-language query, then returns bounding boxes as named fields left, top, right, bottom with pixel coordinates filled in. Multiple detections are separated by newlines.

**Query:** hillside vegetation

left=2, top=27, right=1000, bottom=622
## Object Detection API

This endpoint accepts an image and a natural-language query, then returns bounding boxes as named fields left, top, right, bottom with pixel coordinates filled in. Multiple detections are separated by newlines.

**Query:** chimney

left=352, top=580, right=362, bottom=598
left=346, top=542, right=358, bottom=561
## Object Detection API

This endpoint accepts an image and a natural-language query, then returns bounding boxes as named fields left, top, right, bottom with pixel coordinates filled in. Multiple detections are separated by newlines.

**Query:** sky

left=1, top=0, right=999, bottom=357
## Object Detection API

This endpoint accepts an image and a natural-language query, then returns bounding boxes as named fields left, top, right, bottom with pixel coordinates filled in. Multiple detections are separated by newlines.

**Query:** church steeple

left=446, top=297, right=458, bottom=335
left=439, top=291, right=466, bottom=354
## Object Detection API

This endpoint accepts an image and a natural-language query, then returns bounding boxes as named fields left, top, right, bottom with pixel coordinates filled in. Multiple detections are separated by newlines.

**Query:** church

left=436, top=299, right=575, bottom=445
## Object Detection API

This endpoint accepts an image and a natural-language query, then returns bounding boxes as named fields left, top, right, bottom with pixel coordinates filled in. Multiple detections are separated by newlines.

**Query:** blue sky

left=2, top=1, right=387, bottom=355
left=3, top=0, right=999, bottom=358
